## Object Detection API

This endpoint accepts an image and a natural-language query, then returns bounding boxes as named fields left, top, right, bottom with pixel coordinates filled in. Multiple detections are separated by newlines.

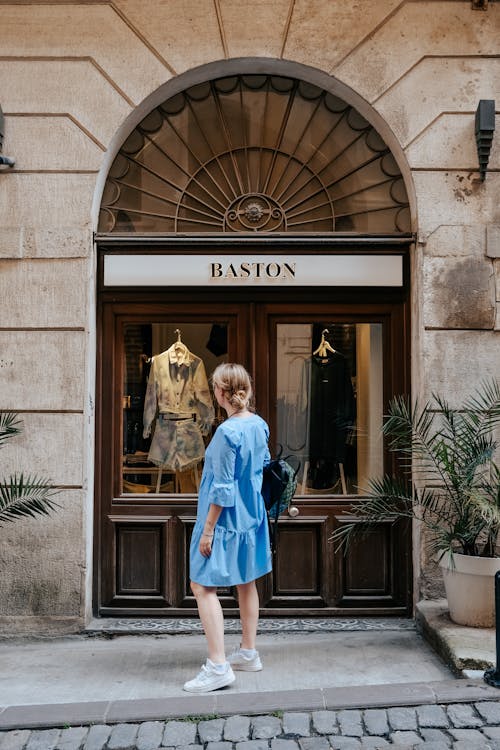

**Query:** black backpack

left=262, top=449, right=300, bottom=553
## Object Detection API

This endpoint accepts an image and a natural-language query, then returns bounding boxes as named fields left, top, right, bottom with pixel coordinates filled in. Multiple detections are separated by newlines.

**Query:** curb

left=416, top=600, right=496, bottom=675
left=1, top=679, right=500, bottom=731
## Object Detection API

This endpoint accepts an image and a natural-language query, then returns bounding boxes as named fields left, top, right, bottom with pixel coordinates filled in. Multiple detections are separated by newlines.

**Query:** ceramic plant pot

left=439, top=552, right=500, bottom=628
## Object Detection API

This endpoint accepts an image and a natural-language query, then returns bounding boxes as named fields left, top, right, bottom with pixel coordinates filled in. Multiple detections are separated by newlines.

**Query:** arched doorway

left=95, top=70, right=413, bottom=617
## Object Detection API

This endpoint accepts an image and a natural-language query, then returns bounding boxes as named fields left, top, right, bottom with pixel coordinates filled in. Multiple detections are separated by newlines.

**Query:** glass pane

left=122, top=322, right=228, bottom=495
left=99, top=74, right=410, bottom=234
left=276, top=323, right=383, bottom=495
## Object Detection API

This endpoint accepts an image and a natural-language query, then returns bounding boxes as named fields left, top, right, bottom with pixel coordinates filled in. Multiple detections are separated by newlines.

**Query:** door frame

left=94, top=239, right=412, bottom=617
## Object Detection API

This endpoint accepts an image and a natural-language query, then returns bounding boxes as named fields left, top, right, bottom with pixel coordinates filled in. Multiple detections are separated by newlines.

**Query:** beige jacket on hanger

left=143, top=348, right=215, bottom=438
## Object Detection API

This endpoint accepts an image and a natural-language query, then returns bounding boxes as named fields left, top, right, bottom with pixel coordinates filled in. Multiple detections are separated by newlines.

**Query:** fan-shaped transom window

left=99, top=75, right=410, bottom=234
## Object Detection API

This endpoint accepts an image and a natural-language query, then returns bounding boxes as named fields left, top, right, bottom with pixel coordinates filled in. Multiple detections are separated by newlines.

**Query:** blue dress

left=189, top=413, right=272, bottom=587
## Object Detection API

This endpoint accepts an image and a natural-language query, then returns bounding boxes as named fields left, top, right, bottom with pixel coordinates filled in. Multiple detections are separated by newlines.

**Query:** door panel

left=269, top=516, right=332, bottom=610
left=276, top=525, right=320, bottom=595
left=333, top=511, right=410, bottom=608
left=117, top=525, right=162, bottom=594
left=343, top=527, right=391, bottom=596
left=96, top=299, right=411, bottom=616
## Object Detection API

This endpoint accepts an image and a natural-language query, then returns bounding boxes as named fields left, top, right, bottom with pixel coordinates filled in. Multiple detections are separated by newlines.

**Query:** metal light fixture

left=475, top=99, right=495, bottom=181
left=0, top=104, right=15, bottom=169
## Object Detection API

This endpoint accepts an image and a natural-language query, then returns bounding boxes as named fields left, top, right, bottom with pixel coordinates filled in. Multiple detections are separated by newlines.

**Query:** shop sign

left=104, top=254, right=403, bottom=287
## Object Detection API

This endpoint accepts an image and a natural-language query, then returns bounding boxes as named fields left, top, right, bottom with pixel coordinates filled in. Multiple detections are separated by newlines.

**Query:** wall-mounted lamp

left=0, top=105, right=15, bottom=170
left=475, top=99, right=495, bottom=181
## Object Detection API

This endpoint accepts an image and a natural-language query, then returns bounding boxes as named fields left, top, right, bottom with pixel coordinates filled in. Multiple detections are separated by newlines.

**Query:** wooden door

left=254, top=303, right=411, bottom=615
left=95, top=298, right=411, bottom=616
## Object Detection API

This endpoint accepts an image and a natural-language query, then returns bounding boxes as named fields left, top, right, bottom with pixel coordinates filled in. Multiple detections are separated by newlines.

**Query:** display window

left=122, top=322, right=228, bottom=495
left=119, top=317, right=384, bottom=500
left=276, top=322, right=383, bottom=496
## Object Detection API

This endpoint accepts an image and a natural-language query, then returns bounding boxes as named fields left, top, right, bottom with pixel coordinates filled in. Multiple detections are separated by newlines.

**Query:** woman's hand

left=199, top=533, right=213, bottom=557
left=199, top=504, right=223, bottom=558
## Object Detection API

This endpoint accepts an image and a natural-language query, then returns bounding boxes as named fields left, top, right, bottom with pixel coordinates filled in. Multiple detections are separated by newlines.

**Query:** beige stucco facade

left=0, top=0, right=499, bottom=632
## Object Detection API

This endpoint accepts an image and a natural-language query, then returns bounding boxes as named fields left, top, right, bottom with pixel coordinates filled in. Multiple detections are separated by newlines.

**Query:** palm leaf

left=383, top=396, right=435, bottom=455
left=332, top=378, right=500, bottom=557
left=331, top=476, right=413, bottom=552
left=463, top=379, right=500, bottom=436
left=394, top=397, right=461, bottom=494
left=468, top=463, right=500, bottom=527
left=0, top=412, right=23, bottom=448
left=383, top=397, right=451, bottom=491
left=0, top=474, right=59, bottom=526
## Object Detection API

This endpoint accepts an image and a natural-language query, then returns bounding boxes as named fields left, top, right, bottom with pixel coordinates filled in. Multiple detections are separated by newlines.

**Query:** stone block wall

left=0, top=0, right=498, bottom=628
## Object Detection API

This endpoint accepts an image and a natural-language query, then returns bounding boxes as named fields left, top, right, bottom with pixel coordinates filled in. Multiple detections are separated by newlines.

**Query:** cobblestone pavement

left=3, top=702, right=500, bottom=750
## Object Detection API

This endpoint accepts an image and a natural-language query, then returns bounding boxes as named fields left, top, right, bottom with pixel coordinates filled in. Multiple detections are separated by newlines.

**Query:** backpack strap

left=283, top=455, right=301, bottom=481
left=266, top=485, right=281, bottom=557
left=267, top=509, right=278, bottom=556
left=274, top=443, right=284, bottom=460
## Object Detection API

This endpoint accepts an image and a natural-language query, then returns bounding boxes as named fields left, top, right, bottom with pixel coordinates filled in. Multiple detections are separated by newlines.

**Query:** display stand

left=122, top=457, right=173, bottom=493
left=155, top=464, right=200, bottom=493
left=155, top=468, right=165, bottom=493
left=301, top=460, right=347, bottom=495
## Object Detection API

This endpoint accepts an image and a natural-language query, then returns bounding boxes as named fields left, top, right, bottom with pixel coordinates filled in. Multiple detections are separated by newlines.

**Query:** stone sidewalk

left=2, top=613, right=500, bottom=748
left=3, top=697, right=500, bottom=750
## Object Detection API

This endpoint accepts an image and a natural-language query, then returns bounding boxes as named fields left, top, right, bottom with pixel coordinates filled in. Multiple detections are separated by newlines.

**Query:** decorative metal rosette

left=225, top=194, right=285, bottom=231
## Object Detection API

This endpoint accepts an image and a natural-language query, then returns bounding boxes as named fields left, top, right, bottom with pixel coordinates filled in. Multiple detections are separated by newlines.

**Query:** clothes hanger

left=313, top=329, right=336, bottom=357
left=167, top=329, right=190, bottom=363
left=169, top=329, right=188, bottom=353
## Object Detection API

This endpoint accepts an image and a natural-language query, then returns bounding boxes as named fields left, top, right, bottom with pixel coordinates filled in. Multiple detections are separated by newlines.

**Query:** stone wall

left=0, top=0, right=498, bottom=629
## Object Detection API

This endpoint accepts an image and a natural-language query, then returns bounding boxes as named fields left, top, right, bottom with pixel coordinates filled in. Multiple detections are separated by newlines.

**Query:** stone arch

left=92, top=58, right=417, bottom=234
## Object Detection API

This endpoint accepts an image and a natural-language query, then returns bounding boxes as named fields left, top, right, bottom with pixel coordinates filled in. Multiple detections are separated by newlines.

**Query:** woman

left=183, top=363, right=272, bottom=693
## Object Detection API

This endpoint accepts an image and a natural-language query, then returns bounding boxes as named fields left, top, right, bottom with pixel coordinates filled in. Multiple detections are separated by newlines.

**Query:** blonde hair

left=212, top=363, right=253, bottom=412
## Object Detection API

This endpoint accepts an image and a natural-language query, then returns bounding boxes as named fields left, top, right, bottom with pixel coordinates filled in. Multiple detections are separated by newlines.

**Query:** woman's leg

left=236, top=580, right=259, bottom=650
left=190, top=581, right=226, bottom=663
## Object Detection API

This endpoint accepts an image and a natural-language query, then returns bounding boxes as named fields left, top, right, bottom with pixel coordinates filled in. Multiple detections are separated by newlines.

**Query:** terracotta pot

left=439, top=552, right=500, bottom=628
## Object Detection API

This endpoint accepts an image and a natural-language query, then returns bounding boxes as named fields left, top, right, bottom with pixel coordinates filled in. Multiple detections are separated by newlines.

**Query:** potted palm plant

left=332, top=379, right=500, bottom=627
left=0, top=412, right=59, bottom=525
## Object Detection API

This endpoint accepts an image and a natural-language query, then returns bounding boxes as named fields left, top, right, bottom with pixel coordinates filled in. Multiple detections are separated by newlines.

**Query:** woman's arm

left=199, top=503, right=223, bottom=557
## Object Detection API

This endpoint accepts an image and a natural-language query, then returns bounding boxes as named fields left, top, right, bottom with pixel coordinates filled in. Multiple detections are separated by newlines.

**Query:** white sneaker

left=183, top=662, right=235, bottom=693
left=228, top=647, right=263, bottom=671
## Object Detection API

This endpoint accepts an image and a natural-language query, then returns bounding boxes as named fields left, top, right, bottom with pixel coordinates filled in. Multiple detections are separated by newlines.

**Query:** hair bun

left=230, top=390, right=247, bottom=410
left=211, top=363, right=253, bottom=413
